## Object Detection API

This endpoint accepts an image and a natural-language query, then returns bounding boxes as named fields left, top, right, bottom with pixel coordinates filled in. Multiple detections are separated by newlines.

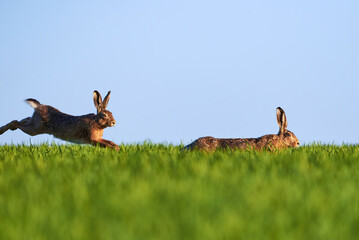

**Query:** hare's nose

left=111, top=121, right=116, bottom=127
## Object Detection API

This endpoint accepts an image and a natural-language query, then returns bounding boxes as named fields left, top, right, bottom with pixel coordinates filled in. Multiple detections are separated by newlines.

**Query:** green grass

left=0, top=144, right=359, bottom=240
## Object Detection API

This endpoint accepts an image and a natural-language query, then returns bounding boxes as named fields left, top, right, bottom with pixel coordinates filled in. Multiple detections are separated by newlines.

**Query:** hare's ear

left=93, top=90, right=103, bottom=113
left=102, top=91, right=111, bottom=109
left=276, top=107, right=288, bottom=136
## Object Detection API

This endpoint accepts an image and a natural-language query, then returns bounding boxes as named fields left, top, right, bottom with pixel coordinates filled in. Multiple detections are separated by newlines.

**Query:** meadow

left=0, top=144, right=358, bottom=240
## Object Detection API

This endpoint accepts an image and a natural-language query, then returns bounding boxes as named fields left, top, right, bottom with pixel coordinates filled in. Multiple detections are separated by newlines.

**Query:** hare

left=185, top=107, right=299, bottom=152
left=0, top=90, right=119, bottom=150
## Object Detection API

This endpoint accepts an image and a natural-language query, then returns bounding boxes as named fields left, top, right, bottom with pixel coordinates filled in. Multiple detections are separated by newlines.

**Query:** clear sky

left=1, top=1, right=358, bottom=146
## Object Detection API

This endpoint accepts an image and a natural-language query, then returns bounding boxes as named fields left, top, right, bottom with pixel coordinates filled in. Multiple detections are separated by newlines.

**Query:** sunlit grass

left=0, top=144, right=359, bottom=240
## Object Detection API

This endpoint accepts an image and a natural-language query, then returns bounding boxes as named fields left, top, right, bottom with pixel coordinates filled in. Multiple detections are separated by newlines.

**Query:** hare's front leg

left=101, top=139, right=119, bottom=150
left=91, top=139, right=119, bottom=151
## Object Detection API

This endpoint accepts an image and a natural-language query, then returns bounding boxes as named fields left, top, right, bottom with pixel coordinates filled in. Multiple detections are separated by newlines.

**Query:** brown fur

left=185, top=107, right=299, bottom=152
left=0, top=91, right=119, bottom=150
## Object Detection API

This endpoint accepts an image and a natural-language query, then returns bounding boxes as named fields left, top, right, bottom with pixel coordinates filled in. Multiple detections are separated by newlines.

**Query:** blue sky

left=0, top=0, right=358, bottom=145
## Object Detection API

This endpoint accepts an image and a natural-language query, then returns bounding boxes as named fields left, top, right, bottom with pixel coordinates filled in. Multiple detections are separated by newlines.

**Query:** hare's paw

left=0, top=126, right=5, bottom=135
left=9, top=121, right=20, bottom=130
left=114, top=145, right=120, bottom=151
left=0, top=120, right=19, bottom=135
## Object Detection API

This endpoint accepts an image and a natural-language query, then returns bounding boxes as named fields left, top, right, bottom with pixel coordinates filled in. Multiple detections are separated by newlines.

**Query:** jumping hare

left=185, top=107, right=299, bottom=152
left=0, top=90, right=119, bottom=150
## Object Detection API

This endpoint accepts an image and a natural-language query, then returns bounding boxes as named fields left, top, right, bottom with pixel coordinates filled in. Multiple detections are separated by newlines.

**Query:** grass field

left=0, top=144, right=359, bottom=240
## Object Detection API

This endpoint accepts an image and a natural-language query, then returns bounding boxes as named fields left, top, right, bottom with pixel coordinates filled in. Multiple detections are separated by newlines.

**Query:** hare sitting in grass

left=185, top=107, right=299, bottom=152
left=0, top=90, right=119, bottom=150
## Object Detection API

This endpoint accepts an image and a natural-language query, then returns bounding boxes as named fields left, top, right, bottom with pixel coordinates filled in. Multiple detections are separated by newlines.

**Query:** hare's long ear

left=93, top=90, right=103, bottom=113
left=102, top=91, right=111, bottom=109
left=276, top=107, right=288, bottom=136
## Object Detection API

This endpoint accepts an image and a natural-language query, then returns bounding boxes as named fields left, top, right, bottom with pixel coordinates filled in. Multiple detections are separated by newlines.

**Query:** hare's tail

left=25, top=98, right=41, bottom=109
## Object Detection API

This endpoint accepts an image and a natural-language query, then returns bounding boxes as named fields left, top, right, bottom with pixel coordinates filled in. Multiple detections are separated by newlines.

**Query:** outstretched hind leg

left=17, top=117, right=42, bottom=136
left=0, top=117, right=41, bottom=136
left=0, top=120, right=20, bottom=135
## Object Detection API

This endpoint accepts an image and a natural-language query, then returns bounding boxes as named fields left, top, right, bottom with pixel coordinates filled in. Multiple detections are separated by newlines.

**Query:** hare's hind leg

left=0, top=117, right=42, bottom=136
left=0, top=120, right=21, bottom=135
left=17, top=117, right=43, bottom=136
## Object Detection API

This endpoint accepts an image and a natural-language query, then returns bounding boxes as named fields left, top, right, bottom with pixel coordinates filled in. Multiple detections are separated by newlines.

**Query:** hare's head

left=276, top=107, right=299, bottom=148
left=93, top=90, right=116, bottom=128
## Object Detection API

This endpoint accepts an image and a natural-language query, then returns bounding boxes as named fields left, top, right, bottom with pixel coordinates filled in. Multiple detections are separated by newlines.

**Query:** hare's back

left=34, top=105, right=94, bottom=131
left=218, top=138, right=257, bottom=150
left=187, top=136, right=219, bottom=151
left=49, top=112, right=95, bottom=129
